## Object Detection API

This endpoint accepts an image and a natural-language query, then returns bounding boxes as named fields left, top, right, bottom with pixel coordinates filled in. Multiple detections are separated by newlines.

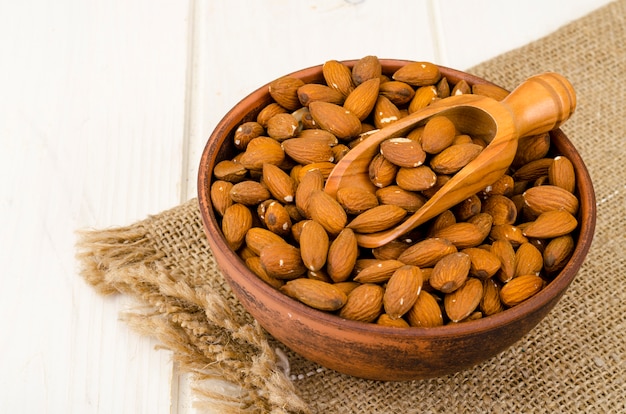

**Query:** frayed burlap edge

left=76, top=203, right=310, bottom=414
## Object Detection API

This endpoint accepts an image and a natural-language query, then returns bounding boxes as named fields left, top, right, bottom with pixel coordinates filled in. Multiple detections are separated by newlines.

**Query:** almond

left=259, top=243, right=307, bottom=280
left=375, top=185, right=426, bottom=212
left=406, top=290, right=443, bottom=327
left=471, top=83, right=510, bottom=101
left=210, top=180, right=234, bottom=216
left=429, top=252, right=471, bottom=293
left=383, top=265, right=423, bottom=319
left=347, top=204, right=407, bottom=233
left=483, top=174, right=515, bottom=197
left=490, top=239, right=517, bottom=283
left=239, top=136, right=285, bottom=170
left=299, top=220, right=329, bottom=272
left=512, top=133, right=550, bottom=168
left=453, top=194, right=482, bottom=221
left=482, top=194, right=518, bottom=225
left=297, top=83, right=344, bottom=106
left=397, top=237, right=458, bottom=268
left=421, top=116, right=457, bottom=154
left=336, top=186, right=379, bottom=214
left=380, top=137, right=426, bottom=168
left=353, top=259, right=406, bottom=283
left=522, top=210, right=578, bottom=239
left=372, top=240, right=411, bottom=261
left=268, top=76, right=306, bottom=111
left=499, top=274, right=544, bottom=307
left=296, top=161, right=336, bottom=182
left=427, top=210, right=456, bottom=237
left=262, top=163, right=296, bottom=204
left=489, top=224, right=528, bottom=247
left=522, top=185, right=579, bottom=215
left=213, top=160, right=248, bottom=183
left=264, top=201, right=292, bottom=237
left=480, top=278, right=504, bottom=316
left=548, top=155, right=576, bottom=193
left=408, top=85, right=438, bottom=113
left=514, top=242, right=544, bottom=278
left=297, top=128, right=339, bottom=146
left=543, top=234, right=575, bottom=273
left=221, top=203, right=253, bottom=251
left=280, top=278, right=347, bottom=311
left=256, top=103, right=288, bottom=128
left=351, top=55, right=382, bottom=85
left=339, top=283, right=384, bottom=323
left=462, top=247, right=501, bottom=279
left=343, top=77, right=380, bottom=121
left=295, top=169, right=324, bottom=218
left=322, top=59, right=355, bottom=98
left=512, top=157, right=554, bottom=181
left=308, top=101, right=362, bottom=140
left=444, top=277, right=483, bottom=322
left=229, top=180, right=271, bottom=206
left=392, top=61, right=441, bottom=86
left=373, top=95, right=402, bottom=129
left=395, top=165, right=438, bottom=191
left=327, top=228, right=359, bottom=282
left=245, top=227, right=288, bottom=255
left=379, top=80, right=415, bottom=106
left=234, top=121, right=265, bottom=150
left=430, top=143, right=483, bottom=174
left=307, top=190, right=348, bottom=236
left=266, top=113, right=300, bottom=141
left=451, top=79, right=471, bottom=96
left=245, top=256, right=285, bottom=289
left=433, top=222, right=486, bottom=249
left=369, top=153, right=399, bottom=188
left=281, top=137, right=335, bottom=165
left=376, top=314, right=410, bottom=328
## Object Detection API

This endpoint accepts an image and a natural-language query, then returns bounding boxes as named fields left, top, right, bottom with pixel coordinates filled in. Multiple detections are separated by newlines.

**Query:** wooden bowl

left=197, top=60, right=596, bottom=381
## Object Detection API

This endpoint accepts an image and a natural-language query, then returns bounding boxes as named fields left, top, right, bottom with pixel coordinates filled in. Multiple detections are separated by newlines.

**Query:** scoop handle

left=501, top=72, right=576, bottom=137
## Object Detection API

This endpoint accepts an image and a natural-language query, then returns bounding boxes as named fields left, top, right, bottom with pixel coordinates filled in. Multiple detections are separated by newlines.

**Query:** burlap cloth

left=77, top=2, right=626, bottom=412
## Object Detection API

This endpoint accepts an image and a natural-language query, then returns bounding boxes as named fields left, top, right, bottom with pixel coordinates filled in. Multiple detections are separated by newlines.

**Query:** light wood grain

left=0, top=0, right=613, bottom=412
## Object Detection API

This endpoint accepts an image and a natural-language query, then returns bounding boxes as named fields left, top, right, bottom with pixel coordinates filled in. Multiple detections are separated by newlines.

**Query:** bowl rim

left=197, top=59, right=597, bottom=340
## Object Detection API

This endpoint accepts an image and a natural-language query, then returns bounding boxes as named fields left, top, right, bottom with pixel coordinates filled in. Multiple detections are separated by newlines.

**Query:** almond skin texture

left=262, top=163, right=296, bottom=204
left=353, top=259, right=406, bottom=284
left=239, top=137, right=285, bottom=170
left=245, top=227, right=288, bottom=255
left=421, top=116, right=457, bottom=154
left=522, top=185, right=579, bottom=215
left=229, top=180, right=271, bottom=206
left=444, top=277, right=484, bottom=322
left=351, top=55, right=382, bottom=85
left=375, top=185, right=426, bottom=212
left=268, top=76, right=305, bottom=111
left=433, top=222, right=486, bottom=249
left=221, top=203, right=253, bottom=251
left=327, top=228, right=359, bottom=283
left=383, top=265, right=423, bottom=319
left=307, top=190, right=347, bottom=236
left=299, top=220, right=329, bottom=272
left=309, top=101, right=362, bottom=140
left=280, top=278, right=347, bottom=311
left=380, top=137, right=426, bottom=168
left=379, top=80, right=415, bottom=106
left=295, top=169, right=324, bottom=218
left=263, top=201, right=292, bottom=237
left=322, top=59, right=355, bottom=98
left=339, top=283, right=385, bottom=323
left=373, top=95, right=402, bottom=129
left=406, top=290, right=444, bottom=327
left=543, top=234, right=575, bottom=273
left=376, top=314, right=410, bottom=328
left=259, top=243, right=307, bottom=280
left=210, top=180, right=234, bottom=216
left=281, top=137, right=335, bottom=165
left=514, top=242, right=544, bottom=278
left=429, top=252, right=471, bottom=293
left=347, top=204, right=407, bottom=233
left=392, top=61, right=441, bottom=86
left=336, top=187, right=379, bottom=215
left=397, top=237, right=458, bottom=268
left=500, top=274, right=544, bottom=307
left=548, top=155, right=576, bottom=193
left=480, top=278, right=504, bottom=316
left=343, top=77, right=380, bottom=121
left=522, top=210, right=578, bottom=239
left=430, top=143, right=483, bottom=174
left=463, top=247, right=502, bottom=279
left=297, top=83, right=345, bottom=106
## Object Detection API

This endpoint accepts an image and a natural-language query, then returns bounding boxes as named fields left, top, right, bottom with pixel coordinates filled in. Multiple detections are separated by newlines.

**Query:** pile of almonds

left=210, top=56, right=579, bottom=327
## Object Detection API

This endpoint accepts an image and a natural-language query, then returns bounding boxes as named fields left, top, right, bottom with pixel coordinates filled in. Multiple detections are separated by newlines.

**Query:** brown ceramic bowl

left=197, top=60, right=596, bottom=381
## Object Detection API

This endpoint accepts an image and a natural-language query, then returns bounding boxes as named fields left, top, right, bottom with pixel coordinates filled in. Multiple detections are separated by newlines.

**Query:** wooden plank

left=0, top=0, right=190, bottom=412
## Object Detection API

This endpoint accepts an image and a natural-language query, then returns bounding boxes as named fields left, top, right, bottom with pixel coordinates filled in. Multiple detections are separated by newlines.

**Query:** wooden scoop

left=324, top=73, right=576, bottom=248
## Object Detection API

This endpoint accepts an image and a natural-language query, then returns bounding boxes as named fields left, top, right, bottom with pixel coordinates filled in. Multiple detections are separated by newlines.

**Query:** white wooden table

left=1, top=0, right=612, bottom=412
